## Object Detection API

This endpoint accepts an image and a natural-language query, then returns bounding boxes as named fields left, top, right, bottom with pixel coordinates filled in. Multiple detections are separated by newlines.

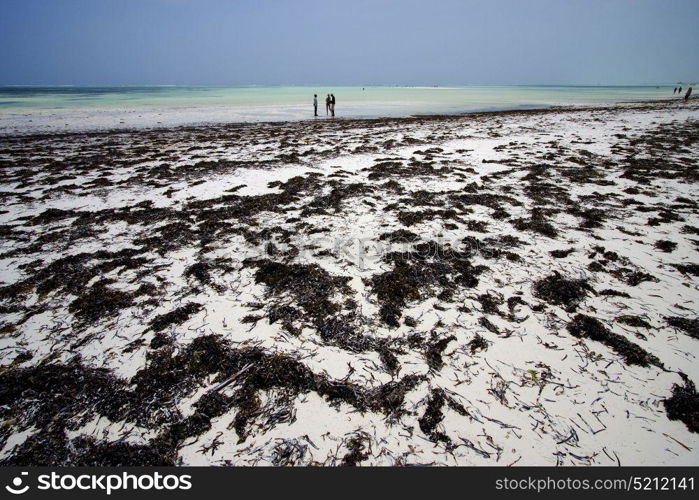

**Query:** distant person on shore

left=330, top=94, right=336, bottom=117
left=325, top=94, right=331, bottom=115
left=678, top=86, right=682, bottom=95
left=313, top=94, right=318, bottom=116
left=673, top=87, right=677, bottom=94
left=686, top=87, right=693, bottom=100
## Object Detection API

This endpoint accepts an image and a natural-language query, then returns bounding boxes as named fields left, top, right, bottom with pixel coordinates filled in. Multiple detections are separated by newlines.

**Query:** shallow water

left=0, top=84, right=680, bottom=133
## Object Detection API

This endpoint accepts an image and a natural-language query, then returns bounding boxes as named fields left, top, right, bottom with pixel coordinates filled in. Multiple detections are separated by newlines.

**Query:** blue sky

left=0, top=0, right=697, bottom=85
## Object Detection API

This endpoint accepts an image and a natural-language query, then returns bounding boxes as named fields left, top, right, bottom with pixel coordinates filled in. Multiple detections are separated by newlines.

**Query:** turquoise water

left=0, top=85, right=675, bottom=113
left=0, top=85, right=681, bottom=133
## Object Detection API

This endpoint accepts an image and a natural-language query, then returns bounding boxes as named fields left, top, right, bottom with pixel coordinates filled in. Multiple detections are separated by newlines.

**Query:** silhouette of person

left=686, top=87, right=693, bottom=100
left=325, top=94, right=331, bottom=115
left=330, top=94, right=336, bottom=117
left=313, top=94, right=318, bottom=116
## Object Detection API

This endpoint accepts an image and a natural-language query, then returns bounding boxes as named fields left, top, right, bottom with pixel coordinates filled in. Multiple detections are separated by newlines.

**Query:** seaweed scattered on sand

left=599, top=288, right=631, bottom=298
left=610, top=268, right=658, bottom=287
left=468, top=334, right=488, bottom=354
left=512, top=208, right=558, bottom=238
left=404, top=316, right=418, bottom=327
left=418, top=389, right=450, bottom=445
left=68, top=279, right=137, bottom=324
left=368, top=241, right=487, bottom=326
left=533, top=272, right=594, bottom=311
left=250, top=260, right=349, bottom=314
left=244, top=260, right=398, bottom=361
left=397, top=209, right=459, bottom=227
left=616, top=315, right=651, bottom=328
left=0, top=333, right=430, bottom=464
left=4, top=429, right=172, bottom=466
left=654, top=240, right=677, bottom=253
left=307, top=182, right=373, bottom=214
left=477, top=292, right=505, bottom=315
left=341, top=433, right=371, bottom=466
left=3, top=99, right=699, bottom=466
left=550, top=248, right=575, bottom=258
left=0, top=359, right=173, bottom=465
left=149, top=302, right=203, bottom=332
left=418, top=388, right=469, bottom=446
left=0, top=248, right=151, bottom=304
left=571, top=207, right=608, bottom=230
left=466, top=220, right=488, bottom=233
left=663, top=375, right=699, bottom=433
left=184, top=258, right=235, bottom=291
left=587, top=261, right=606, bottom=273
left=268, top=304, right=302, bottom=335
left=479, top=316, right=507, bottom=336
left=271, top=439, right=309, bottom=466
left=425, top=335, right=456, bottom=371
left=378, top=229, right=420, bottom=243
left=666, top=317, right=699, bottom=340
left=672, top=263, right=699, bottom=277
left=449, top=190, right=522, bottom=211
left=567, top=314, right=663, bottom=368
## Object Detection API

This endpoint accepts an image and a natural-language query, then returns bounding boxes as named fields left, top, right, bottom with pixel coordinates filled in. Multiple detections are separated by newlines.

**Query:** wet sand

left=0, top=100, right=698, bottom=466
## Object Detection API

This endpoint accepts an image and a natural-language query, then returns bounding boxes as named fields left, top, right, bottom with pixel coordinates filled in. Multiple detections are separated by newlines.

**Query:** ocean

left=0, top=85, right=679, bottom=134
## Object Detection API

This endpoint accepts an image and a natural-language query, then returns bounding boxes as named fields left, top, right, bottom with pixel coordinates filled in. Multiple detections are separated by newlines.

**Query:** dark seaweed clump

left=425, top=335, right=456, bottom=371
left=477, top=292, right=504, bottom=315
left=418, top=388, right=469, bottom=446
left=245, top=259, right=401, bottom=368
left=368, top=241, right=487, bottom=326
left=341, top=433, right=371, bottom=466
left=550, top=248, right=575, bottom=258
left=0, top=249, right=151, bottom=307
left=567, top=314, right=662, bottom=368
left=599, top=288, right=631, bottom=298
left=666, top=316, right=699, bottom=340
left=533, top=272, right=594, bottom=311
left=512, top=208, right=558, bottom=238
left=149, top=302, right=203, bottom=332
left=184, top=258, right=234, bottom=292
left=654, top=240, right=677, bottom=253
left=468, top=334, right=488, bottom=354
left=610, top=268, right=658, bottom=287
left=249, top=260, right=350, bottom=321
left=0, top=360, right=163, bottom=466
left=663, top=375, right=699, bottom=433
left=672, top=263, right=699, bottom=277
left=616, top=315, right=651, bottom=328
left=68, top=279, right=138, bottom=324
left=397, top=209, right=459, bottom=227
left=378, top=229, right=421, bottom=243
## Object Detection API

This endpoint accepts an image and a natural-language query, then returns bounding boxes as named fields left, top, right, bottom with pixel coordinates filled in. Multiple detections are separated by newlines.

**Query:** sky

left=0, top=0, right=697, bottom=86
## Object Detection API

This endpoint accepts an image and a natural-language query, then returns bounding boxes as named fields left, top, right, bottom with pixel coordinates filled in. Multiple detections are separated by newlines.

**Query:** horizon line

left=1, top=82, right=695, bottom=88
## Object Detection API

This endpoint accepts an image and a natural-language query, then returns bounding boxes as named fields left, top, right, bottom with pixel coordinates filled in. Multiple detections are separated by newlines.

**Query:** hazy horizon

left=0, top=83, right=694, bottom=87
left=1, top=0, right=698, bottom=86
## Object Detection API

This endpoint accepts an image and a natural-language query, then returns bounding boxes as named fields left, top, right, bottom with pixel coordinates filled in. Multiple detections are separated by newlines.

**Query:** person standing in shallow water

left=313, top=94, right=318, bottom=117
left=330, top=94, right=336, bottom=117
left=686, top=87, right=693, bottom=100
left=325, top=94, right=331, bottom=115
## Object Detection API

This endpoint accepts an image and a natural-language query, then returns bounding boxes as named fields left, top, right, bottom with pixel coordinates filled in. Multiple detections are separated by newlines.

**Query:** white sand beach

left=0, top=100, right=698, bottom=466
